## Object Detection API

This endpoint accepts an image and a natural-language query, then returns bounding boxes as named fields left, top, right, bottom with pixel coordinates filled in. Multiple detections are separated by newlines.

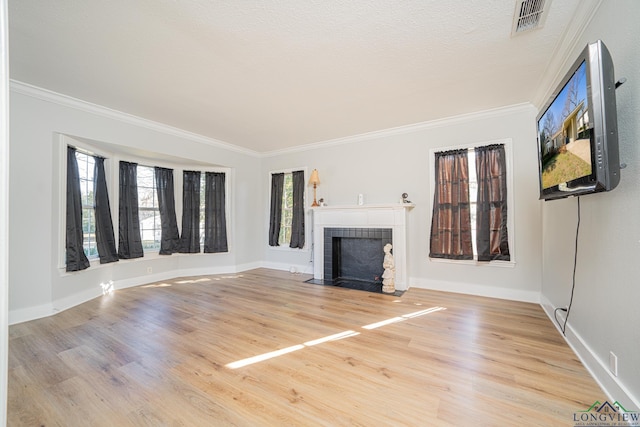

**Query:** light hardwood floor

left=9, top=269, right=603, bottom=426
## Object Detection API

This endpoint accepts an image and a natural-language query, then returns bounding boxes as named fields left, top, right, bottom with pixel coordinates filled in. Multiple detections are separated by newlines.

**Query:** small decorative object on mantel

left=381, top=243, right=395, bottom=294
left=401, top=193, right=411, bottom=203
left=309, top=169, right=320, bottom=207
left=318, top=198, right=326, bottom=207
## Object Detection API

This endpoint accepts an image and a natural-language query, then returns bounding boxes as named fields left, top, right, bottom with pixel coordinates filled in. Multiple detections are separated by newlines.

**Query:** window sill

left=268, top=245, right=309, bottom=252
left=58, top=249, right=232, bottom=275
left=58, top=256, right=111, bottom=276
left=429, top=257, right=516, bottom=268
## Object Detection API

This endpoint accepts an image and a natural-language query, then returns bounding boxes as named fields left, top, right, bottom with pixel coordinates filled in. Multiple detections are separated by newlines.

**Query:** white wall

left=262, top=104, right=543, bottom=302
left=1, top=0, right=10, bottom=423
left=9, top=87, right=263, bottom=323
left=540, top=0, right=640, bottom=409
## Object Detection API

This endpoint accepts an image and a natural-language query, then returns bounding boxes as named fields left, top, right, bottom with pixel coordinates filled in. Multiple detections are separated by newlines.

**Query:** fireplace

left=323, top=228, right=392, bottom=291
left=311, top=204, right=414, bottom=291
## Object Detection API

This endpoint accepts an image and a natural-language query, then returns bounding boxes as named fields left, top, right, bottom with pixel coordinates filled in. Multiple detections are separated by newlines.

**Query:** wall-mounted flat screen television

left=536, top=40, right=620, bottom=201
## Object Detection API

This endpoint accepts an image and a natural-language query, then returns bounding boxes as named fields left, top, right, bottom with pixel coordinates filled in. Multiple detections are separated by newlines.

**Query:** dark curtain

left=289, top=170, right=305, bottom=249
left=118, top=161, right=144, bottom=259
left=475, top=144, right=510, bottom=261
left=93, top=156, right=118, bottom=264
left=66, top=146, right=90, bottom=272
left=268, top=173, right=284, bottom=246
left=204, top=172, right=228, bottom=253
left=179, top=170, right=201, bottom=253
left=429, top=149, right=473, bottom=260
left=154, top=167, right=180, bottom=255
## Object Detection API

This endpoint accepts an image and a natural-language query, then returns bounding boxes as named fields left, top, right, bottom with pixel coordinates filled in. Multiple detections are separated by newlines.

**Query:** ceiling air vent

left=511, top=0, right=550, bottom=36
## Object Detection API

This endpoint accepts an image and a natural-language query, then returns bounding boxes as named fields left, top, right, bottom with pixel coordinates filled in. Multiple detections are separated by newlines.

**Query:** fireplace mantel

left=311, top=204, right=414, bottom=291
left=312, top=203, right=415, bottom=210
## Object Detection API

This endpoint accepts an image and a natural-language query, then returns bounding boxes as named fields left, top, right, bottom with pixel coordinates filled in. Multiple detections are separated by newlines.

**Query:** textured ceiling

left=9, top=0, right=590, bottom=153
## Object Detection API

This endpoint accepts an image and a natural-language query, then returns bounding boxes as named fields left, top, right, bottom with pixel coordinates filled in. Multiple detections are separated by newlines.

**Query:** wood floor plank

left=8, top=268, right=604, bottom=426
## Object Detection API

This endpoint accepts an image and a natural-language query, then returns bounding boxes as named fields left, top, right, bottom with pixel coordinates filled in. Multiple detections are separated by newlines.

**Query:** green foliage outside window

left=278, top=173, right=293, bottom=245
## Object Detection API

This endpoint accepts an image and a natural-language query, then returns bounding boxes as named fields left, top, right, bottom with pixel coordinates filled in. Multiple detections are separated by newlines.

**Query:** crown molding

left=10, top=80, right=537, bottom=159
left=262, top=102, right=536, bottom=157
left=9, top=80, right=261, bottom=157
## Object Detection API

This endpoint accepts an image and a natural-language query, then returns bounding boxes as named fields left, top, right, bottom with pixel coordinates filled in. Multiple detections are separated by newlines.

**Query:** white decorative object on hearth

left=382, top=243, right=396, bottom=294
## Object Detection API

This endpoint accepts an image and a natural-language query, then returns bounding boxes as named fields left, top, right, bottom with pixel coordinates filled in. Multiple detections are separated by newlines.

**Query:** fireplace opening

left=333, top=237, right=384, bottom=283
left=314, top=227, right=393, bottom=293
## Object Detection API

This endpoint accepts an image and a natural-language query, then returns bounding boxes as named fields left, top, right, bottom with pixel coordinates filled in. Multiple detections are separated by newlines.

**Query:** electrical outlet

left=609, top=351, right=618, bottom=376
left=147, top=267, right=152, bottom=274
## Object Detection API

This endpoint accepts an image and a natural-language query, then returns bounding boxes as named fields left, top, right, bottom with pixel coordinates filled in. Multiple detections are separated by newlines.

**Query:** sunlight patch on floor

left=142, top=283, right=172, bottom=288
left=174, top=278, right=213, bottom=284
left=226, top=306, right=446, bottom=369
left=226, top=345, right=305, bottom=369
left=362, top=307, right=445, bottom=330
left=100, top=280, right=114, bottom=295
left=304, top=330, right=360, bottom=346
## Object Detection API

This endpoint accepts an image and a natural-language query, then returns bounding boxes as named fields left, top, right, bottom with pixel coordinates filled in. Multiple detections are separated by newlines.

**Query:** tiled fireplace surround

left=312, top=204, right=413, bottom=291
left=322, top=227, right=392, bottom=284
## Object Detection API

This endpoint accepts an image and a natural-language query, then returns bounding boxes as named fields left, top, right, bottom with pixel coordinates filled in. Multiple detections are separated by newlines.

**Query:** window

left=179, top=170, right=229, bottom=253
left=203, top=171, right=229, bottom=253
left=200, top=173, right=206, bottom=245
left=59, top=135, right=231, bottom=269
left=268, top=169, right=305, bottom=248
left=136, top=165, right=161, bottom=251
left=278, top=172, right=294, bottom=245
left=429, top=141, right=513, bottom=263
left=467, top=152, right=479, bottom=256
left=75, top=150, right=98, bottom=259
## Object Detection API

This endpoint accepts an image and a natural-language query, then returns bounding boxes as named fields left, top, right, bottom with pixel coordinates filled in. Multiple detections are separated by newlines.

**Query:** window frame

left=182, top=169, right=230, bottom=252
left=74, top=149, right=99, bottom=260
left=185, top=168, right=232, bottom=255
left=428, top=138, right=516, bottom=267
left=199, top=172, right=206, bottom=246
left=267, top=167, right=308, bottom=251
left=57, top=136, right=113, bottom=269
left=278, top=172, right=294, bottom=246
left=136, top=164, right=162, bottom=252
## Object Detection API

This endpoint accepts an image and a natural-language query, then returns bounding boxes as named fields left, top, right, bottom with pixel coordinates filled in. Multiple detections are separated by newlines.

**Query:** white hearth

left=312, top=204, right=414, bottom=291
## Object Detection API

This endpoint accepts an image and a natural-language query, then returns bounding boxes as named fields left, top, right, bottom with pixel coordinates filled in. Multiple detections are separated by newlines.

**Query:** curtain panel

left=93, top=156, right=118, bottom=264
left=179, top=170, right=201, bottom=253
left=65, top=146, right=90, bottom=272
left=289, top=170, right=305, bottom=249
left=475, top=144, right=510, bottom=261
left=154, top=167, right=180, bottom=255
left=204, top=172, right=228, bottom=253
left=268, top=173, right=284, bottom=246
left=429, top=149, right=474, bottom=260
left=118, top=161, right=144, bottom=259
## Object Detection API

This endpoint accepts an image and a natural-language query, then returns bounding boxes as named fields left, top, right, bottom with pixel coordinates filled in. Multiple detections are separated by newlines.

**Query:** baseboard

left=8, top=302, right=54, bottom=325
left=260, top=261, right=314, bottom=276
left=409, top=277, right=540, bottom=303
left=540, top=295, right=640, bottom=411
left=9, top=264, right=242, bottom=325
left=52, top=285, right=109, bottom=316
left=112, top=270, right=180, bottom=290
left=234, top=261, right=263, bottom=273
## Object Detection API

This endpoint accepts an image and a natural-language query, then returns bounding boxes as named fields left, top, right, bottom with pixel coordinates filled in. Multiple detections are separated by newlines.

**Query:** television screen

left=537, top=61, right=592, bottom=191
left=536, top=40, right=620, bottom=200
